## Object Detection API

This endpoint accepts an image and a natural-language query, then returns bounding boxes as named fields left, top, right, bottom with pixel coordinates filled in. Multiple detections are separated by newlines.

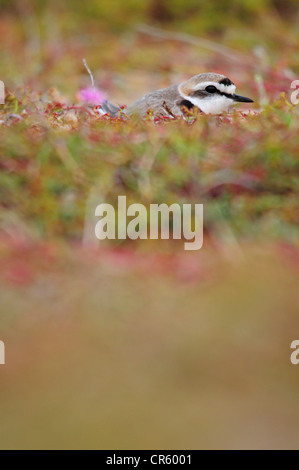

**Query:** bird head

left=178, top=73, right=254, bottom=115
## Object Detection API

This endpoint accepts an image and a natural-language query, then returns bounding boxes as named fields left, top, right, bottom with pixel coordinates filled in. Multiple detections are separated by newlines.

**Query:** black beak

left=232, top=93, right=254, bottom=103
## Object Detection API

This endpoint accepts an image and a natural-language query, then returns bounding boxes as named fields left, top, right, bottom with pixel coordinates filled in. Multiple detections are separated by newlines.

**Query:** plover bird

left=101, top=72, right=254, bottom=118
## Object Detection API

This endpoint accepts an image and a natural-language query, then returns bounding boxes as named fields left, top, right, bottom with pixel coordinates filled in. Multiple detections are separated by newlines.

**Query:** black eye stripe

left=191, top=88, right=234, bottom=99
left=219, top=91, right=234, bottom=99
left=205, top=85, right=217, bottom=93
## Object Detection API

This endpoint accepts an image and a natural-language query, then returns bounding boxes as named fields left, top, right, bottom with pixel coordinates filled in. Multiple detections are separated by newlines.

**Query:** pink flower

left=77, top=86, right=107, bottom=105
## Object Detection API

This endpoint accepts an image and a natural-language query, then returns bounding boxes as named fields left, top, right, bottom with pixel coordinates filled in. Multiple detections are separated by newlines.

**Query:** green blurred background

left=0, top=0, right=299, bottom=450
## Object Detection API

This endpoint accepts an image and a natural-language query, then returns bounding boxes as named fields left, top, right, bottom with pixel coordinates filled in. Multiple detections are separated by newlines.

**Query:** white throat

left=187, top=94, right=234, bottom=114
left=179, top=82, right=237, bottom=114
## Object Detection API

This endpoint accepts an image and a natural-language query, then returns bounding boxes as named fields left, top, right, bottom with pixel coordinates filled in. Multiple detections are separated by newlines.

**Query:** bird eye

left=205, top=86, right=217, bottom=93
